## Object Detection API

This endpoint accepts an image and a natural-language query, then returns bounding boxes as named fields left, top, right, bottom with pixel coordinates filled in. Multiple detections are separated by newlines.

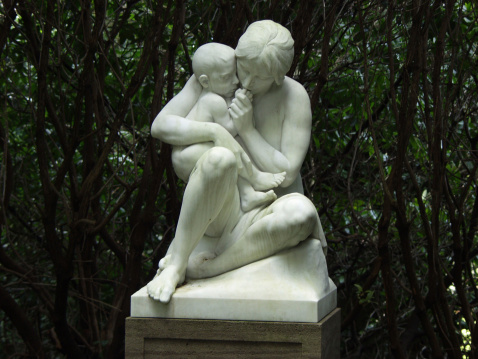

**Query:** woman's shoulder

left=270, top=77, right=310, bottom=110
left=282, top=76, right=309, bottom=97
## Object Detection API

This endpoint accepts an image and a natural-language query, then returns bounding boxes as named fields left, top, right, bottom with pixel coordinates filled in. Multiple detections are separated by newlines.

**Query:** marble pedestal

left=131, top=239, right=336, bottom=322
left=125, top=308, right=340, bottom=358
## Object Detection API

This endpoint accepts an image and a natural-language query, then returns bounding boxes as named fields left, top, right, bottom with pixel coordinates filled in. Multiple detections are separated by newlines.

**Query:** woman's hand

left=213, top=124, right=253, bottom=176
left=229, top=89, right=254, bottom=135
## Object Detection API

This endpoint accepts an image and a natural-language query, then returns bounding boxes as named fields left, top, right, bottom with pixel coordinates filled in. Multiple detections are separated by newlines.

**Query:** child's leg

left=238, top=165, right=286, bottom=191
left=234, top=136, right=286, bottom=191
left=238, top=177, right=277, bottom=212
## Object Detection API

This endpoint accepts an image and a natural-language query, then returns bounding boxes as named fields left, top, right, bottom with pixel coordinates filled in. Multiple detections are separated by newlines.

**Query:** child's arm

left=200, top=94, right=238, bottom=137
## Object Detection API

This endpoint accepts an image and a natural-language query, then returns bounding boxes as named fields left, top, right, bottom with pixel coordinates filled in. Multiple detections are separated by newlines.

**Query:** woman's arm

left=151, top=75, right=207, bottom=145
left=230, top=79, right=311, bottom=187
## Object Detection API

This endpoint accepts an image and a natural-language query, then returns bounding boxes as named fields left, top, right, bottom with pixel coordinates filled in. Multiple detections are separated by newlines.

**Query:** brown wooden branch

left=0, top=121, right=13, bottom=226
left=310, top=1, right=339, bottom=109
left=105, top=1, right=177, bottom=356
left=341, top=256, right=382, bottom=329
left=91, top=187, right=135, bottom=235
left=79, top=0, right=171, bottom=204
left=289, top=0, right=316, bottom=76
left=0, top=284, right=45, bottom=358
left=390, top=1, right=445, bottom=356
left=402, top=157, right=443, bottom=355
left=357, top=4, right=404, bottom=356
left=428, top=0, right=462, bottom=355
left=0, top=0, right=18, bottom=57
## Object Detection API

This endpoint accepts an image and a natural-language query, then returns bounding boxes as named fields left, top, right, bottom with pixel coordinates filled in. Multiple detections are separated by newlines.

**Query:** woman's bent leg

left=147, top=147, right=238, bottom=302
left=188, top=194, right=319, bottom=279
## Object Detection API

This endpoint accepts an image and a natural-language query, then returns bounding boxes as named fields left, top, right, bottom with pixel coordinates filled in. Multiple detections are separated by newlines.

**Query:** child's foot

left=241, top=189, right=277, bottom=212
left=250, top=171, right=286, bottom=191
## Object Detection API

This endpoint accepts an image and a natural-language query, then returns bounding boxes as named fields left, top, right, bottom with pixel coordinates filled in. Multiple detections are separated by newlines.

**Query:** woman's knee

left=278, top=195, right=317, bottom=229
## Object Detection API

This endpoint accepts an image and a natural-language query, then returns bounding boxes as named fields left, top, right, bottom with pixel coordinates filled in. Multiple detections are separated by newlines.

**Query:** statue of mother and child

left=148, top=20, right=328, bottom=304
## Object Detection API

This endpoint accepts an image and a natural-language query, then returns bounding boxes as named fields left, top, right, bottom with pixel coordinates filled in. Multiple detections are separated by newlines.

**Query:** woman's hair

left=235, top=20, right=294, bottom=84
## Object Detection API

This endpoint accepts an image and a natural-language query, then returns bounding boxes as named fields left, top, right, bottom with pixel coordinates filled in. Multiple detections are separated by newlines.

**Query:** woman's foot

left=147, top=263, right=186, bottom=303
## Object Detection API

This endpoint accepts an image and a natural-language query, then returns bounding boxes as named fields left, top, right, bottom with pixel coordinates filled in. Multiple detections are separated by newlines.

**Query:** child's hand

left=235, top=88, right=253, bottom=102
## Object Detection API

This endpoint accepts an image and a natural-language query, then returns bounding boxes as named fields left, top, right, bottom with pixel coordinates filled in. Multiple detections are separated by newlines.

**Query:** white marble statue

left=148, top=20, right=327, bottom=304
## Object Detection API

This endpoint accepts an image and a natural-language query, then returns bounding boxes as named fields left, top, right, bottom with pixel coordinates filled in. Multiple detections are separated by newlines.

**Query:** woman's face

left=236, top=58, right=275, bottom=96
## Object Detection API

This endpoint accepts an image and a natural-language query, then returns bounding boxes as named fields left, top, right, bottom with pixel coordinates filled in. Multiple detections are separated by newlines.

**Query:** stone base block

left=132, top=239, right=336, bottom=323
left=125, top=308, right=340, bottom=358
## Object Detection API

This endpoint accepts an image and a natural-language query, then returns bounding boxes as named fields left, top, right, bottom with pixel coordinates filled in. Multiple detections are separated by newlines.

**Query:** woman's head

left=235, top=20, right=294, bottom=91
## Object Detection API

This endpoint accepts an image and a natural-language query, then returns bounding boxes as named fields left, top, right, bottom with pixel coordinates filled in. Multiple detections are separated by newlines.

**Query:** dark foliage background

left=1, top=0, right=477, bottom=358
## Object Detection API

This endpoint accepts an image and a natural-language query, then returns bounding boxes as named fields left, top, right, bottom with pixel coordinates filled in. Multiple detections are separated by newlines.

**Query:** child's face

left=208, top=57, right=239, bottom=98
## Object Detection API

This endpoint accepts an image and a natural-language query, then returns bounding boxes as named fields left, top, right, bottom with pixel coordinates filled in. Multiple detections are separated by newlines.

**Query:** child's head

left=192, top=43, right=239, bottom=97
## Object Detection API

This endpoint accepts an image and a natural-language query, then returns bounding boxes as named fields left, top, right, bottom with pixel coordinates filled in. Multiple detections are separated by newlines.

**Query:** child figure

left=172, top=43, right=285, bottom=211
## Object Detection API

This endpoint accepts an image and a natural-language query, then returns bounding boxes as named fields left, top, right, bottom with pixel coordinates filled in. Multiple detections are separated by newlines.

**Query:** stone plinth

left=131, top=239, right=336, bottom=323
left=125, top=308, right=340, bottom=358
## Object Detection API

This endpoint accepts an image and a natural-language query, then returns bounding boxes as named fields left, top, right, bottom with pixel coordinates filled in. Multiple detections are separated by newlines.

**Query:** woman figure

left=148, top=20, right=325, bottom=303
